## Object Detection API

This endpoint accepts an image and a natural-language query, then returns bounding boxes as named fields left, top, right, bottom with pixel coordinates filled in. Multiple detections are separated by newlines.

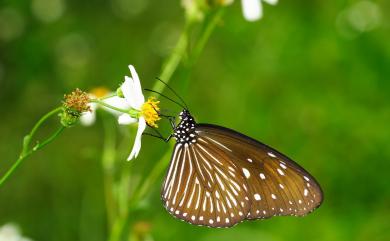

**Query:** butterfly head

left=174, top=109, right=197, bottom=144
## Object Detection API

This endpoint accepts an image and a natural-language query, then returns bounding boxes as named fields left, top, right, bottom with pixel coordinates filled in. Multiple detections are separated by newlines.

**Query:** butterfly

left=146, top=83, right=323, bottom=228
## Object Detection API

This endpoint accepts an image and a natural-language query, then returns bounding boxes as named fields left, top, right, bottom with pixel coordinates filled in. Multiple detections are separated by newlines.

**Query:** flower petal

left=103, top=96, right=131, bottom=115
left=127, top=117, right=146, bottom=161
left=241, top=0, right=263, bottom=21
left=121, top=76, right=137, bottom=108
left=118, top=114, right=137, bottom=125
left=263, top=0, right=278, bottom=5
left=80, top=102, right=97, bottom=126
left=128, top=65, right=145, bottom=109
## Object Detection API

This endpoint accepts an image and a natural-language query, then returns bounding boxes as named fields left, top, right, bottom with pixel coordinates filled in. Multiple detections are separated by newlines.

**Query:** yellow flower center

left=90, top=87, right=110, bottom=98
left=141, top=97, right=161, bottom=128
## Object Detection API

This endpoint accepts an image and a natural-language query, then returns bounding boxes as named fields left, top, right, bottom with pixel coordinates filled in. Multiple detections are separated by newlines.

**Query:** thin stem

left=90, top=99, right=130, bottom=114
left=190, top=8, right=224, bottom=66
left=99, top=93, right=117, bottom=101
left=152, top=21, right=195, bottom=95
left=0, top=126, right=65, bottom=186
left=129, top=149, right=172, bottom=209
left=102, top=116, right=117, bottom=229
left=23, top=107, right=63, bottom=155
left=108, top=216, right=127, bottom=241
left=33, top=126, right=65, bottom=151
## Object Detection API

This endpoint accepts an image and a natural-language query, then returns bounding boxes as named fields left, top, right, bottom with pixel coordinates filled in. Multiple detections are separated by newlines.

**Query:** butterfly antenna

left=144, top=88, right=186, bottom=109
left=155, top=77, right=189, bottom=110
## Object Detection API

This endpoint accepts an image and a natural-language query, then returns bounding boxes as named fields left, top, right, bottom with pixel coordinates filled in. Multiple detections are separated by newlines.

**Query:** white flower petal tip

left=118, top=114, right=137, bottom=125
left=128, top=65, right=145, bottom=108
left=242, top=0, right=263, bottom=21
left=120, top=65, right=145, bottom=109
left=127, top=117, right=146, bottom=161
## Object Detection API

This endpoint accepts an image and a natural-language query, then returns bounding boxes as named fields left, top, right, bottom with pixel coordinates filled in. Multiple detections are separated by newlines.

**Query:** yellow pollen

left=141, top=97, right=161, bottom=128
left=90, top=87, right=110, bottom=98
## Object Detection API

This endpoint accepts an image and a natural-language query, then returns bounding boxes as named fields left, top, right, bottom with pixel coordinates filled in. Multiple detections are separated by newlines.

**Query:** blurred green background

left=0, top=0, right=389, bottom=241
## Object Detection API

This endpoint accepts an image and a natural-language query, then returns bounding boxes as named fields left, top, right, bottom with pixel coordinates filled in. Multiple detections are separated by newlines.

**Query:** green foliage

left=0, top=0, right=389, bottom=241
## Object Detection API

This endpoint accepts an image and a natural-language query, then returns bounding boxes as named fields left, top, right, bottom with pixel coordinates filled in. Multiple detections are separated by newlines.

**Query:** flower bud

left=59, top=108, right=80, bottom=127
left=61, top=88, right=91, bottom=127
left=116, top=87, right=124, bottom=98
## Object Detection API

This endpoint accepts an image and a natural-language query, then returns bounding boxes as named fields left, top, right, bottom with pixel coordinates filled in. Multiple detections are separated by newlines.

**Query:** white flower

left=241, top=0, right=278, bottom=21
left=118, top=65, right=146, bottom=160
left=80, top=65, right=160, bottom=161
left=0, top=223, right=33, bottom=241
left=118, top=65, right=161, bottom=161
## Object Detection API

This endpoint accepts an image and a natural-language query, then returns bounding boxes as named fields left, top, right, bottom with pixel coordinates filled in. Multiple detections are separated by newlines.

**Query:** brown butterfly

left=145, top=81, right=323, bottom=228
left=160, top=109, right=323, bottom=228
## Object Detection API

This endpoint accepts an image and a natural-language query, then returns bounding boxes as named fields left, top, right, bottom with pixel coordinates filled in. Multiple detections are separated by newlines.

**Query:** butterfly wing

left=161, top=142, right=251, bottom=227
left=196, top=124, right=323, bottom=219
left=161, top=123, right=323, bottom=227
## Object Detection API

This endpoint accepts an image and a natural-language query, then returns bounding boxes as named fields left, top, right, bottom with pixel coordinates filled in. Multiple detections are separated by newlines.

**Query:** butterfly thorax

left=173, top=109, right=197, bottom=144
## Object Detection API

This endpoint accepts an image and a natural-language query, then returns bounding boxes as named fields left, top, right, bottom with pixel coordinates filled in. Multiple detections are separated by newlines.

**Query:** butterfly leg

left=158, top=113, right=176, bottom=129
left=144, top=124, right=173, bottom=142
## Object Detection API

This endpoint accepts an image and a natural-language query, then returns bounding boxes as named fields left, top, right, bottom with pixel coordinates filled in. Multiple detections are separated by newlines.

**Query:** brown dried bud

left=63, top=88, right=91, bottom=113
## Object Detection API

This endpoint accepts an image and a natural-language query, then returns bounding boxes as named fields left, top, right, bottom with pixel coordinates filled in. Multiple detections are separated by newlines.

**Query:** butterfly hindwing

left=161, top=141, right=251, bottom=227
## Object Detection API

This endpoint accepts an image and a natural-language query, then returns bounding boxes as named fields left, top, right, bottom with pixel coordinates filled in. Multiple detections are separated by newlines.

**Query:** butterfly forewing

left=161, top=111, right=323, bottom=228
left=196, top=124, right=323, bottom=219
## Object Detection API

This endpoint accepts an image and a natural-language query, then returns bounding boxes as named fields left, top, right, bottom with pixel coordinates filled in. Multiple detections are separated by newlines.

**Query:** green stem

left=0, top=126, right=65, bottom=186
left=129, top=149, right=172, bottom=209
left=190, top=8, right=224, bottom=65
left=152, top=21, right=195, bottom=95
left=108, top=216, right=127, bottom=241
left=102, top=116, right=117, bottom=229
left=99, top=93, right=117, bottom=101
left=33, top=126, right=65, bottom=151
left=90, top=99, right=131, bottom=114
left=23, top=107, right=63, bottom=155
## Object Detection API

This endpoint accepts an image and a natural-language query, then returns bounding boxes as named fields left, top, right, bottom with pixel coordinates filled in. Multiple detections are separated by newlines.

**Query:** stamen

left=141, top=97, right=161, bottom=128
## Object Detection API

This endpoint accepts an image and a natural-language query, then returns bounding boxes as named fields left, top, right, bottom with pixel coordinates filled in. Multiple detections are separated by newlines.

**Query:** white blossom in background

left=0, top=223, right=33, bottom=241
left=241, top=0, right=278, bottom=21
left=212, top=0, right=278, bottom=21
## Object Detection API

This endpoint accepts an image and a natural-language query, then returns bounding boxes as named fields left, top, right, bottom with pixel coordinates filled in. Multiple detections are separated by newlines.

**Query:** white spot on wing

left=277, top=168, right=285, bottom=176
left=260, top=173, right=266, bottom=179
left=271, top=194, right=277, bottom=199
left=242, top=168, right=250, bottom=178
left=254, top=193, right=261, bottom=200
left=268, top=152, right=276, bottom=158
